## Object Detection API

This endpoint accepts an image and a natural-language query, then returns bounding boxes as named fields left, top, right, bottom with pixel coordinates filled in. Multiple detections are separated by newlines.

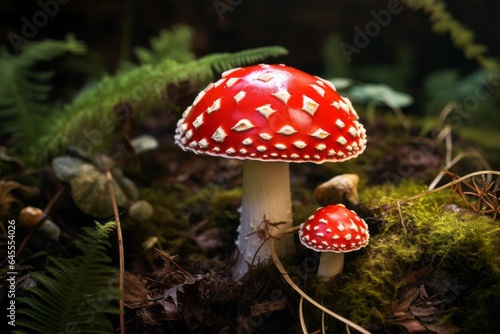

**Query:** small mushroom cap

left=175, top=64, right=367, bottom=163
left=298, top=204, right=369, bottom=253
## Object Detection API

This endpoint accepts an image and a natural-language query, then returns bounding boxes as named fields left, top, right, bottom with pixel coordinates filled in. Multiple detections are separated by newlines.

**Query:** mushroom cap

left=298, top=204, right=369, bottom=253
left=175, top=64, right=367, bottom=163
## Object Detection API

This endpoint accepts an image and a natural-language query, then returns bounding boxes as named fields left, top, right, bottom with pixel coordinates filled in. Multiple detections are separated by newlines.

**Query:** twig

left=270, top=227, right=371, bottom=334
left=105, top=169, right=125, bottom=334
left=299, top=296, right=309, bottom=333
left=428, top=151, right=491, bottom=190
left=407, top=170, right=500, bottom=202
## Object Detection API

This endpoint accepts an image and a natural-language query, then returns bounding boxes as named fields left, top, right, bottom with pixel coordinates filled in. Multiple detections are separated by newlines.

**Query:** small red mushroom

left=175, top=64, right=367, bottom=279
left=299, top=204, right=369, bottom=279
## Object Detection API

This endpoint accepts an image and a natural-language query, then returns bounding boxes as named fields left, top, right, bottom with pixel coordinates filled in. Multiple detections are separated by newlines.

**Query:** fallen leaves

left=392, top=269, right=463, bottom=334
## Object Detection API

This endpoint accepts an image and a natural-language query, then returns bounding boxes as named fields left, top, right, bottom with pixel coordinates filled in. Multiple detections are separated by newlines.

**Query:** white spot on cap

left=192, top=91, right=205, bottom=105
left=239, top=148, right=248, bottom=154
left=293, top=140, right=306, bottom=149
left=278, top=125, right=297, bottom=135
left=211, top=127, right=227, bottom=143
left=198, top=138, right=208, bottom=148
left=319, top=218, right=328, bottom=224
left=346, top=145, right=353, bottom=152
left=332, top=235, right=340, bottom=240
left=310, top=84, right=325, bottom=97
left=193, top=114, right=204, bottom=129
left=270, top=153, right=278, bottom=157
left=327, top=149, right=336, bottom=156
left=322, top=79, right=336, bottom=91
left=207, top=98, right=221, bottom=114
left=234, top=91, right=246, bottom=103
left=213, top=78, right=225, bottom=88
left=316, top=144, right=326, bottom=151
left=226, top=77, right=240, bottom=87
left=321, top=241, right=329, bottom=247
left=305, top=224, right=311, bottom=231
left=331, top=101, right=340, bottom=109
left=313, top=225, right=320, bottom=231
left=345, top=233, right=352, bottom=241
left=339, top=100, right=350, bottom=112
left=337, top=223, right=345, bottom=231
left=258, top=73, right=274, bottom=82
left=337, top=151, right=345, bottom=157
left=256, top=104, right=276, bottom=119
left=291, top=153, right=299, bottom=158
left=273, top=88, right=291, bottom=104
left=185, top=129, right=193, bottom=140
left=335, top=118, right=345, bottom=129
left=316, top=232, right=324, bottom=237
left=179, top=123, right=188, bottom=134
left=302, top=234, right=310, bottom=241
left=226, top=148, right=235, bottom=154
left=348, top=126, right=358, bottom=137
left=337, top=136, right=347, bottom=145
left=221, top=67, right=241, bottom=77
left=303, top=155, right=310, bottom=159
left=256, top=145, right=267, bottom=152
left=302, top=95, right=319, bottom=116
left=311, top=128, right=330, bottom=139
left=213, top=147, right=220, bottom=152
left=315, top=78, right=325, bottom=86
left=275, top=143, right=286, bottom=150
left=259, top=133, right=272, bottom=140
left=242, top=138, right=253, bottom=145
left=326, top=228, right=332, bottom=233
left=314, top=155, right=320, bottom=159
left=182, top=106, right=192, bottom=118
left=231, top=119, right=255, bottom=132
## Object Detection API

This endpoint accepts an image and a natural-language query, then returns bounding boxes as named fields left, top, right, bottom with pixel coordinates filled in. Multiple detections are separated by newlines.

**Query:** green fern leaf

left=35, top=45, right=288, bottom=160
left=134, top=24, right=196, bottom=65
left=0, top=35, right=86, bottom=147
left=13, top=222, right=119, bottom=334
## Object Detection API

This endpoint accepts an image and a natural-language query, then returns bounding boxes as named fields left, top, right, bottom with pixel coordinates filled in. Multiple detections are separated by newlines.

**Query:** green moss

left=296, top=179, right=500, bottom=332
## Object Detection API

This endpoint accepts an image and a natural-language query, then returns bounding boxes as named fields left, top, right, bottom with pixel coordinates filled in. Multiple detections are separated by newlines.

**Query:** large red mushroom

left=175, top=64, right=367, bottom=279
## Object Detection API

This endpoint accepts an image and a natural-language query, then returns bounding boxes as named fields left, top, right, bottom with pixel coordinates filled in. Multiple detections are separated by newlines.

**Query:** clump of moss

left=298, top=179, right=500, bottom=332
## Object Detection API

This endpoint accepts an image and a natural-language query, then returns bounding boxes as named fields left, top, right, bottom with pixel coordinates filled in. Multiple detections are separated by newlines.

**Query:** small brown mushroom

left=314, top=173, right=360, bottom=206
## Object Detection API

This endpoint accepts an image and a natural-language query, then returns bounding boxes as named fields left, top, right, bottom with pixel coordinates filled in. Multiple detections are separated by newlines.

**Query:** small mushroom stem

left=317, top=252, right=344, bottom=279
left=233, top=160, right=295, bottom=280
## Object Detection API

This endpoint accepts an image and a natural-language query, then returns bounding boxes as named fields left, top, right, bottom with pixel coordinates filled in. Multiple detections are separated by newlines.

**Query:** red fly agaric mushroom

left=299, top=204, right=369, bottom=279
left=174, top=64, right=367, bottom=279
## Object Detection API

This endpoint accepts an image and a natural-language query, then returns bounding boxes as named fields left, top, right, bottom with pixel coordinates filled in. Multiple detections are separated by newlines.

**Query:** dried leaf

left=409, top=305, right=438, bottom=318
left=123, top=272, right=149, bottom=309
left=249, top=297, right=287, bottom=316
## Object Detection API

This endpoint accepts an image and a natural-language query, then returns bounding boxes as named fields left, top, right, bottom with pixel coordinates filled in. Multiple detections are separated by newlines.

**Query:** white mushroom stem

left=233, top=160, right=295, bottom=280
left=317, top=252, right=344, bottom=279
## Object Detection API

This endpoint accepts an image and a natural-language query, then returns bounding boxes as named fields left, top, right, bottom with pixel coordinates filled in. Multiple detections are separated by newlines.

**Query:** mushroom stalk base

left=233, top=160, right=294, bottom=280
left=317, top=252, right=344, bottom=280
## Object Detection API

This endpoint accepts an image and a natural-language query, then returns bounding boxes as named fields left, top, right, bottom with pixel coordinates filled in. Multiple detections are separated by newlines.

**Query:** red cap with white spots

left=298, top=204, right=369, bottom=253
left=175, top=64, right=367, bottom=163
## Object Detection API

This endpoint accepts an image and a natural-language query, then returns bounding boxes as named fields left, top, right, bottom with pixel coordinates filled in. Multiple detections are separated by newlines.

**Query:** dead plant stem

left=105, top=169, right=125, bottom=334
left=270, top=227, right=371, bottom=334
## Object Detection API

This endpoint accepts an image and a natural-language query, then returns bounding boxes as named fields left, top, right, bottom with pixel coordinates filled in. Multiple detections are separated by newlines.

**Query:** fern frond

left=134, top=24, right=196, bottom=65
left=0, top=35, right=86, bottom=147
left=35, top=45, right=288, bottom=160
left=402, top=0, right=498, bottom=72
left=13, top=222, right=119, bottom=334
